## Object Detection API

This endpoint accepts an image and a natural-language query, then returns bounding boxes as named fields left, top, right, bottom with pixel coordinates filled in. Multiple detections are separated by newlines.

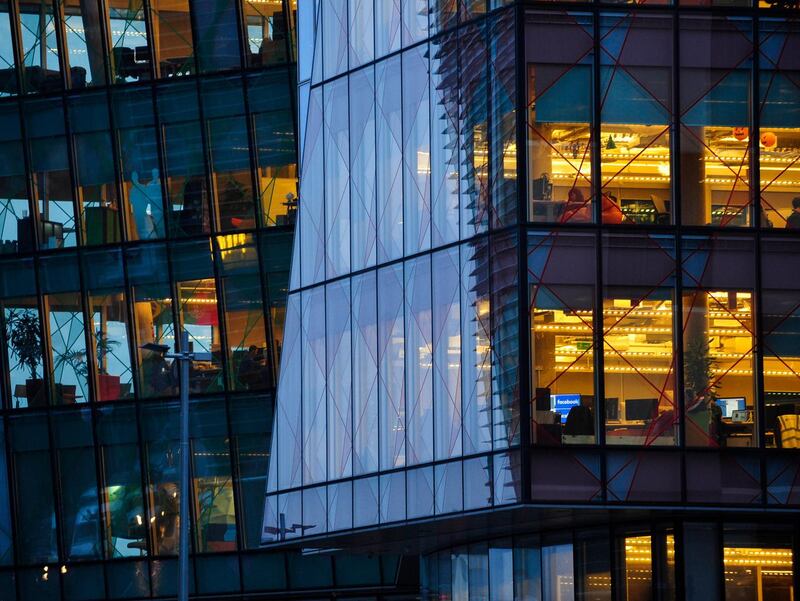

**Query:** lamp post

left=141, top=331, right=194, bottom=601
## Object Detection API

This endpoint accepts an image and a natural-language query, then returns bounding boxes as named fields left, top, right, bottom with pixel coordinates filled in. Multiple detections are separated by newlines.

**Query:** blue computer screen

left=552, top=394, right=581, bottom=423
left=717, top=397, right=745, bottom=418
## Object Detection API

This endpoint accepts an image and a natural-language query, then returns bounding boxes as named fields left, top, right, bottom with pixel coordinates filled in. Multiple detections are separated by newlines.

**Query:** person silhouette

left=130, top=169, right=165, bottom=239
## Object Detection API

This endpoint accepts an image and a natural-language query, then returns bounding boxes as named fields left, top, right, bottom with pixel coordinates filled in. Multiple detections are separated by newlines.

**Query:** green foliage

left=94, top=329, right=120, bottom=375
left=683, top=336, right=719, bottom=406
left=6, top=310, right=42, bottom=380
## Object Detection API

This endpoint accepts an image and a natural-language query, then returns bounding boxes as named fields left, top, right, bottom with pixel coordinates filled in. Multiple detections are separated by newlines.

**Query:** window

left=216, top=234, right=270, bottom=392
left=84, top=250, right=134, bottom=402
left=0, top=104, right=31, bottom=254
left=69, top=93, right=122, bottom=246
left=679, top=16, right=753, bottom=227
left=109, top=0, right=151, bottom=83
left=97, top=404, right=147, bottom=557
left=248, top=71, right=297, bottom=228
left=149, top=0, right=194, bottom=78
left=40, top=254, right=89, bottom=406
left=19, top=0, right=62, bottom=93
left=600, top=13, right=673, bottom=226
left=759, top=19, right=800, bottom=231
left=62, top=0, right=107, bottom=87
left=723, top=527, right=793, bottom=601
left=2, top=259, right=44, bottom=408
left=682, top=236, right=756, bottom=448
left=529, top=232, right=596, bottom=446
left=603, top=234, right=677, bottom=447
left=158, top=83, right=210, bottom=237
left=172, top=240, right=223, bottom=394
left=202, top=78, right=256, bottom=232
left=760, top=238, right=800, bottom=449
left=526, top=11, right=594, bottom=224
left=243, top=0, right=289, bottom=68
left=126, top=244, right=177, bottom=398
left=0, top=1, right=16, bottom=96
left=25, top=99, right=76, bottom=248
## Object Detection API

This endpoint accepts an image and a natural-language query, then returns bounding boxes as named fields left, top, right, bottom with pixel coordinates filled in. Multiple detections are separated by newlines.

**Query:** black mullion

left=139, top=0, right=158, bottom=82
left=63, top=95, right=88, bottom=250
left=186, top=41, right=217, bottom=237
left=6, top=0, right=25, bottom=97
left=752, top=17, right=767, bottom=457
left=149, top=80, right=176, bottom=240
left=240, top=72, right=266, bottom=231
left=51, top=0, right=69, bottom=90
left=0, top=415, right=21, bottom=601
left=92, top=0, right=113, bottom=86
left=592, top=8, right=607, bottom=459
left=671, top=11, right=687, bottom=515
left=513, top=3, right=531, bottom=504
left=74, top=253, right=111, bottom=599
left=101, top=85, right=130, bottom=245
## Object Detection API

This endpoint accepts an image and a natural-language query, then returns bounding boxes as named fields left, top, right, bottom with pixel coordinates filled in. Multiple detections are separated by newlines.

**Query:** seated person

left=560, top=187, right=591, bottom=223
left=564, top=396, right=594, bottom=436
left=601, top=193, right=628, bottom=224
left=785, top=196, right=800, bottom=230
left=237, top=345, right=269, bottom=390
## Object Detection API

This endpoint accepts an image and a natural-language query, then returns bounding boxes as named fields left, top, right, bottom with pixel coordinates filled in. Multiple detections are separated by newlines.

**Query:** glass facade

left=422, top=522, right=797, bottom=601
left=0, top=0, right=415, bottom=599
left=267, top=0, right=800, bottom=598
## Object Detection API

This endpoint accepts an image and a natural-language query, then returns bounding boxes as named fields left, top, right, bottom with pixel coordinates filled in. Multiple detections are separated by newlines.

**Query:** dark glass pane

left=243, top=0, right=289, bottom=68
left=149, top=0, right=194, bottom=78
left=202, top=78, right=256, bottom=232
left=193, top=0, right=240, bottom=72
left=69, top=93, right=122, bottom=246
left=0, top=2, right=17, bottom=96
left=109, top=0, right=151, bottom=83
left=53, top=409, right=102, bottom=560
left=62, top=0, right=107, bottom=87
left=0, top=104, right=30, bottom=254
left=247, top=71, right=297, bottom=228
left=25, top=99, right=76, bottom=248
left=10, top=414, right=57, bottom=563
left=112, top=87, right=165, bottom=241
left=97, top=405, right=147, bottom=558
left=19, top=0, right=63, bottom=93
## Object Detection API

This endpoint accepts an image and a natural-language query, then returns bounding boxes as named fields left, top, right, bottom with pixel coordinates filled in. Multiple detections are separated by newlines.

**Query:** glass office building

left=0, top=0, right=414, bottom=599
left=266, top=1, right=800, bottom=599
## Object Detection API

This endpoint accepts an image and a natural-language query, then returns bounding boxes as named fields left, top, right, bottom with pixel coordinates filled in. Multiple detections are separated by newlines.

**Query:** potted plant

left=53, top=347, right=87, bottom=404
left=95, top=330, right=121, bottom=401
left=683, top=337, right=720, bottom=445
left=6, top=310, right=45, bottom=407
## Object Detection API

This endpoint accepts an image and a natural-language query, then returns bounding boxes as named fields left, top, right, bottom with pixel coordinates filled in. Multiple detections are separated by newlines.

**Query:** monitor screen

left=625, top=398, right=658, bottom=421
left=552, top=394, right=581, bottom=424
left=717, top=397, right=746, bottom=419
left=606, top=397, right=620, bottom=421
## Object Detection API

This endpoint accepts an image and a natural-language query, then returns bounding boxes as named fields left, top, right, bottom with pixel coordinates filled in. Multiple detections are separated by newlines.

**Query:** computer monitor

left=551, top=394, right=581, bottom=424
left=717, top=397, right=746, bottom=419
left=606, top=397, right=620, bottom=422
left=625, top=398, right=658, bottom=421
